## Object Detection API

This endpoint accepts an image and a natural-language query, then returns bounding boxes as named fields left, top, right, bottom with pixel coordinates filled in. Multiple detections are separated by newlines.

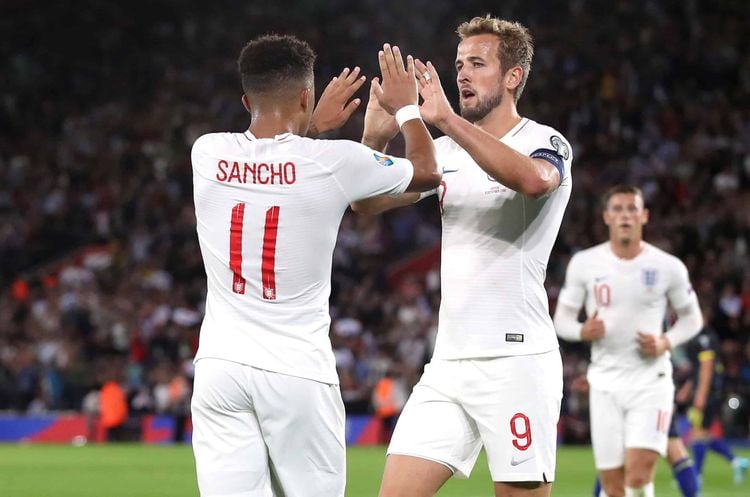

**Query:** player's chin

left=459, top=104, right=483, bottom=122
left=459, top=96, right=477, bottom=110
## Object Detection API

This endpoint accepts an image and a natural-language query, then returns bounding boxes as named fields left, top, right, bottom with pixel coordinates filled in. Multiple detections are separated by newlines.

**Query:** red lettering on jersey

left=270, top=163, right=283, bottom=184
left=217, top=160, right=296, bottom=185
left=229, top=203, right=246, bottom=294
left=216, top=160, right=229, bottom=181
left=243, top=162, right=256, bottom=183
left=262, top=206, right=280, bottom=300
left=257, top=163, right=269, bottom=184
left=284, top=162, right=296, bottom=184
left=594, top=283, right=611, bottom=307
left=228, top=161, right=242, bottom=182
left=439, top=181, right=447, bottom=214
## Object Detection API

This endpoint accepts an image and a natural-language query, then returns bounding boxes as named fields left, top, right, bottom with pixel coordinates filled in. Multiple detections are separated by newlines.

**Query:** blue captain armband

left=529, top=148, right=564, bottom=185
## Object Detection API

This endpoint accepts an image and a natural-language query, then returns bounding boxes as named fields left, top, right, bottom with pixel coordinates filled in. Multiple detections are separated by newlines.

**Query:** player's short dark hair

left=602, top=185, right=644, bottom=209
left=456, top=15, right=533, bottom=103
left=238, top=34, right=316, bottom=96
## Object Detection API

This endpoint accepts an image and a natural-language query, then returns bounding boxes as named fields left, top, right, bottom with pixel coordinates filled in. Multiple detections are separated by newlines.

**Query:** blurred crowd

left=1, top=0, right=749, bottom=441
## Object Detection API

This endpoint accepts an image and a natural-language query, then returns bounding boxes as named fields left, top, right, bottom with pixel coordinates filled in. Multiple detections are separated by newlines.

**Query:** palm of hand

left=364, top=85, right=398, bottom=140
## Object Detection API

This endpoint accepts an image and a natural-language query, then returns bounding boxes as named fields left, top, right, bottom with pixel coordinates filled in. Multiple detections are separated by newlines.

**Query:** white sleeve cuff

left=553, top=303, right=583, bottom=342
left=665, top=298, right=703, bottom=348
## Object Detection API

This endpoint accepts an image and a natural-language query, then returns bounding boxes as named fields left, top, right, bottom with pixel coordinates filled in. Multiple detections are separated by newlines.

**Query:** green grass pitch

left=0, top=444, right=747, bottom=496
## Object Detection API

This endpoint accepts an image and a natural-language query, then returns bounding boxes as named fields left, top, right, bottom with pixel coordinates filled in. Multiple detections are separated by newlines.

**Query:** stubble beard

left=460, top=89, right=502, bottom=123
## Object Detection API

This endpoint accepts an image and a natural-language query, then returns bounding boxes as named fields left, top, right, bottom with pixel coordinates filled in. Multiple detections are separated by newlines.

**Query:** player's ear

left=505, top=66, right=523, bottom=91
left=300, top=88, right=312, bottom=112
left=642, top=208, right=650, bottom=225
left=241, top=94, right=252, bottom=114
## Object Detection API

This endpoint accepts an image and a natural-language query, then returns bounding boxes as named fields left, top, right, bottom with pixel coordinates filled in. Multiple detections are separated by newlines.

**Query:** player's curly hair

left=457, top=15, right=533, bottom=103
left=238, top=34, right=316, bottom=96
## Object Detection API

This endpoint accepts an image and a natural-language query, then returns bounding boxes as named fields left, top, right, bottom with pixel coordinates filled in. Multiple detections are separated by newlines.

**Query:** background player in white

left=354, top=16, right=573, bottom=497
left=554, top=185, right=704, bottom=497
left=190, top=34, right=441, bottom=497
left=593, top=387, right=702, bottom=497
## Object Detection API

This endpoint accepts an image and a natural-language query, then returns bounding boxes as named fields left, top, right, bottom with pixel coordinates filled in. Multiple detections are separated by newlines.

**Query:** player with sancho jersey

left=190, top=35, right=440, bottom=497
left=554, top=185, right=703, bottom=497
left=354, top=16, right=572, bottom=497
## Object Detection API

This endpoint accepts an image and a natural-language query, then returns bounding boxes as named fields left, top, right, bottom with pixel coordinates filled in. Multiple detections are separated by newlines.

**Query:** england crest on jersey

left=642, top=268, right=658, bottom=289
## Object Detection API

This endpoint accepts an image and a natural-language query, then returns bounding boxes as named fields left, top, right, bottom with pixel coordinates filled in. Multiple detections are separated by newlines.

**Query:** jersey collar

left=503, top=117, right=529, bottom=140
left=243, top=130, right=294, bottom=142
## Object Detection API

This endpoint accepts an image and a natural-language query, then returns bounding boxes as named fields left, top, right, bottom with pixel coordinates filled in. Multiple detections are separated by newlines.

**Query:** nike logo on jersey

left=510, top=455, right=535, bottom=466
left=442, top=167, right=459, bottom=174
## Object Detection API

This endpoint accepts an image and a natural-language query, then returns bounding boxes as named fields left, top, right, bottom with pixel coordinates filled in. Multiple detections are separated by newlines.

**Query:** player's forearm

left=553, top=304, right=583, bottom=341
left=400, top=119, right=441, bottom=192
left=664, top=302, right=703, bottom=349
left=436, top=113, right=556, bottom=198
left=361, top=132, right=390, bottom=153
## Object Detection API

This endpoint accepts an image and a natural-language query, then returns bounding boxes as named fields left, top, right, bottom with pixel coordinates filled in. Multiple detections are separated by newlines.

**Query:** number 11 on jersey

left=229, top=203, right=280, bottom=300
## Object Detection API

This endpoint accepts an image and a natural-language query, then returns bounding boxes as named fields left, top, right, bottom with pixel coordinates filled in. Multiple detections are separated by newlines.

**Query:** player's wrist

left=362, top=132, right=390, bottom=152
left=433, top=109, right=459, bottom=132
left=395, top=105, right=421, bottom=128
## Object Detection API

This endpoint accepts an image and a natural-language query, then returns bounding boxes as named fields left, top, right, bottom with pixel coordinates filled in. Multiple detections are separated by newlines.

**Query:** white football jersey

left=422, top=118, right=573, bottom=358
left=192, top=131, right=414, bottom=384
left=557, top=242, right=698, bottom=389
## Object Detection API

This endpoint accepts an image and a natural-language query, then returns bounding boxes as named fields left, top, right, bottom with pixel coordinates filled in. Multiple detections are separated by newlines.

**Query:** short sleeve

left=328, top=140, right=414, bottom=202
left=527, top=129, right=573, bottom=186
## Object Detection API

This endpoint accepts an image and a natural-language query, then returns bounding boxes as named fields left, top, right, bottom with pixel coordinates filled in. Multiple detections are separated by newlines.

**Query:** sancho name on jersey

left=215, top=159, right=297, bottom=185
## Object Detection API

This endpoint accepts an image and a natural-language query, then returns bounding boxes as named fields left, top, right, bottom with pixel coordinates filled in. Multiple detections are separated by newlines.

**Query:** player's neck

left=474, top=99, right=522, bottom=138
left=248, top=113, right=304, bottom=139
left=609, top=239, right=644, bottom=260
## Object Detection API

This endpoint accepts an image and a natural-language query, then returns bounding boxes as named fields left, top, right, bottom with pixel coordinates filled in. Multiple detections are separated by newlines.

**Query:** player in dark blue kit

left=681, top=330, right=749, bottom=487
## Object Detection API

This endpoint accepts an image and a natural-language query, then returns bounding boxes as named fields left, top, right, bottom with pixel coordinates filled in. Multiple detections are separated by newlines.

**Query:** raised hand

left=309, top=66, right=367, bottom=137
left=363, top=78, right=399, bottom=151
left=414, top=58, right=455, bottom=128
left=581, top=309, right=605, bottom=341
left=372, top=44, right=418, bottom=114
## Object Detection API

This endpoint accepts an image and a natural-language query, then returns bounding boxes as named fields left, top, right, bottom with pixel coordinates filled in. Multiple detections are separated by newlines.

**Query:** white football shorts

left=191, top=358, right=346, bottom=497
left=589, top=382, right=674, bottom=470
left=387, top=349, right=563, bottom=482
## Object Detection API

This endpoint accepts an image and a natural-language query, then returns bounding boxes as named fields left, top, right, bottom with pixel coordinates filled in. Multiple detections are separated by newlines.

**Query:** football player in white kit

left=554, top=185, right=704, bottom=497
left=190, top=34, right=441, bottom=497
left=353, top=16, right=573, bottom=497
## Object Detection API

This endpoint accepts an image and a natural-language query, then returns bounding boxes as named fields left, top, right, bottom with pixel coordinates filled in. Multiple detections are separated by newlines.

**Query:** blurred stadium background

left=1, top=0, right=749, bottom=495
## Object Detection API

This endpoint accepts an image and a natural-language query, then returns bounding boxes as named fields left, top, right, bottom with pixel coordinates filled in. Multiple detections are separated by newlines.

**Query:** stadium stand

left=1, top=0, right=748, bottom=442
